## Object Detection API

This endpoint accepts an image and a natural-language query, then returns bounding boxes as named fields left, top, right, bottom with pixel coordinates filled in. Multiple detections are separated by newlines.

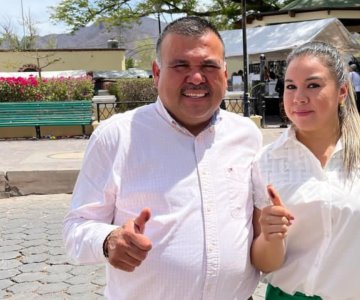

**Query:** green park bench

left=0, top=100, right=93, bottom=139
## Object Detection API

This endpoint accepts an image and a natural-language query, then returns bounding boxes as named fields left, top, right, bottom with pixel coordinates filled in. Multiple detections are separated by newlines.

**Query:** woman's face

left=284, top=55, right=347, bottom=135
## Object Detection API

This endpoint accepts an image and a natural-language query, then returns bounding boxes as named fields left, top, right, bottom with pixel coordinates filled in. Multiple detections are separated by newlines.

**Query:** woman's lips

left=293, top=110, right=313, bottom=116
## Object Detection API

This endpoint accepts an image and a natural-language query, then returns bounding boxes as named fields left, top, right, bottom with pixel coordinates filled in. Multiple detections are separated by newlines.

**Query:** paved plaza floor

left=0, top=194, right=266, bottom=299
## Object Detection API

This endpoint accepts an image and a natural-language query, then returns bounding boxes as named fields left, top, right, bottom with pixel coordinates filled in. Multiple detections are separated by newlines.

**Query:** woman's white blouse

left=254, top=126, right=360, bottom=300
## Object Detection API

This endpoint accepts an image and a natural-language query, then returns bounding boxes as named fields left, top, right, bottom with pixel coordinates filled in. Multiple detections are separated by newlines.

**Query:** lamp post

left=259, top=53, right=266, bottom=126
left=241, top=0, right=250, bottom=117
left=155, top=3, right=161, bottom=35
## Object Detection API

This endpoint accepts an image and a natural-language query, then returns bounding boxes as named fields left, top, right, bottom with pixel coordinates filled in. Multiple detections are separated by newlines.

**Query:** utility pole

left=20, top=0, right=26, bottom=50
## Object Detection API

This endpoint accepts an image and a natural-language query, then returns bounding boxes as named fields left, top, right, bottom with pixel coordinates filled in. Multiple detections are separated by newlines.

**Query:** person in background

left=349, top=63, right=360, bottom=112
left=251, top=41, right=360, bottom=299
left=238, top=69, right=244, bottom=82
left=275, top=72, right=288, bottom=128
left=63, top=16, right=262, bottom=300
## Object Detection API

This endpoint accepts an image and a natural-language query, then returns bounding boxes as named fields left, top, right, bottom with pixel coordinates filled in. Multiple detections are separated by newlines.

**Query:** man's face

left=152, top=32, right=228, bottom=135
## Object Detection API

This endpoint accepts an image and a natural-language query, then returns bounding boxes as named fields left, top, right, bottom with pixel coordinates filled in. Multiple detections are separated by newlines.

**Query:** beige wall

left=0, top=49, right=126, bottom=72
left=226, top=58, right=244, bottom=77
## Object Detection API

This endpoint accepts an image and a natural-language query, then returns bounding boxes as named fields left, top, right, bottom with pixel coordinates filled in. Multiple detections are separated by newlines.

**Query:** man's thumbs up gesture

left=259, top=185, right=295, bottom=242
left=104, top=208, right=152, bottom=271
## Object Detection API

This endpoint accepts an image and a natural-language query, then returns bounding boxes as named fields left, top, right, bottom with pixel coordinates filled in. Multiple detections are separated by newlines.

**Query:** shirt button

left=231, top=208, right=242, bottom=218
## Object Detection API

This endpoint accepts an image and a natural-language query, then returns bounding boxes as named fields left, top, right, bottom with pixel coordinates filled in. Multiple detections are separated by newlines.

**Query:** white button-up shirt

left=254, top=126, right=360, bottom=300
left=64, top=98, right=262, bottom=300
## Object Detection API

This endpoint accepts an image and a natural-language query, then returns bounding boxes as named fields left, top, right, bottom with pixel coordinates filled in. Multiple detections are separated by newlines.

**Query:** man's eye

left=202, top=65, right=220, bottom=72
left=171, top=65, right=188, bottom=70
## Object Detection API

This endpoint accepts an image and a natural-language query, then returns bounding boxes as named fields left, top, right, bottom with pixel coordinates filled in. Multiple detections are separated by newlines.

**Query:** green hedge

left=108, top=78, right=158, bottom=112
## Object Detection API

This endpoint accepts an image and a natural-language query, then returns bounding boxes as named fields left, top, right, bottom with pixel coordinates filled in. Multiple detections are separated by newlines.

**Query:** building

left=222, top=18, right=360, bottom=79
left=245, top=0, right=360, bottom=34
left=0, top=48, right=126, bottom=73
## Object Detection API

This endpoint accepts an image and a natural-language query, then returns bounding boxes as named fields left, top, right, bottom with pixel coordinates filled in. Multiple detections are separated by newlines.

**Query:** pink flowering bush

left=0, top=76, right=42, bottom=102
left=0, top=76, right=94, bottom=102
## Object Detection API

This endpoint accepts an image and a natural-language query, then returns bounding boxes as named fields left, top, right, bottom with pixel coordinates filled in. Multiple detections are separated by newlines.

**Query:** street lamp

left=155, top=3, right=162, bottom=35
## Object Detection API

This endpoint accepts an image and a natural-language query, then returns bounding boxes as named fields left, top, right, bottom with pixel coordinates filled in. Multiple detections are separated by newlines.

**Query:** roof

left=281, top=0, right=360, bottom=10
left=220, top=18, right=360, bottom=58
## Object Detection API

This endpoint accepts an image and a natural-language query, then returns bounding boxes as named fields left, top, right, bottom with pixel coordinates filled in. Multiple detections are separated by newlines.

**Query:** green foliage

left=0, top=76, right=94, bottom=102
left=108, top=78, right=157, bottom=112
left=125, top=57, right=135, bottom=69
left=50, top=0, right=284, bottom=31
left=131, top=38, right=156, bottom=70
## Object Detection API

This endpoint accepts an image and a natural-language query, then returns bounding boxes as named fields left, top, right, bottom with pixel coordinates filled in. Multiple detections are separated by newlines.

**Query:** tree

left=127, top=37, right=156, bottom=70
left=0, top=10, right=38, bottom=50
left=125, top=57, right=135, bottom=69
left=50, top=0, right=287, bottom=32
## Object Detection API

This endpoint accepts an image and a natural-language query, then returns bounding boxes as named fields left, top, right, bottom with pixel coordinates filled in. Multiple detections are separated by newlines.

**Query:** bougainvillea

left=0, top=75, right=94, bottom=102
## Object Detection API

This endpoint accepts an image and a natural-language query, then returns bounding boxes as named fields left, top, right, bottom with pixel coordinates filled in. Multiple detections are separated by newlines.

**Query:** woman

left=251, top=41, right=360, bottom=299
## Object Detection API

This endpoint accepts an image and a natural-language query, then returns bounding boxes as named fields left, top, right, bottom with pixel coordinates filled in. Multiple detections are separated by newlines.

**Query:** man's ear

left=152, top=60, right=160, bottom=87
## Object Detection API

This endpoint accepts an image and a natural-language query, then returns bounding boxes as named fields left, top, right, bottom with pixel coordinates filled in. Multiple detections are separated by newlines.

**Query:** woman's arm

left=251, top=185, right=294, bottom=273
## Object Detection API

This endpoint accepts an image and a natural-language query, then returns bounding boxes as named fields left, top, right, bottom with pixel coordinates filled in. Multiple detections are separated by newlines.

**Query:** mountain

left=34, top=17, right=166, bottom=55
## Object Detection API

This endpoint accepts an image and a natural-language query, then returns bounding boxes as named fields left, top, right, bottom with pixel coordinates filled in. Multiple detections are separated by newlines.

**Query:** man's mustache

left=181, top=84, right=210, bottom=93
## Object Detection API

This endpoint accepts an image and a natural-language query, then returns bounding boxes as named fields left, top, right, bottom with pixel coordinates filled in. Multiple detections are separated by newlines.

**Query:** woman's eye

left=308, top=83, right=320, bottom=88
left=286, top=84, right=296, bottom=90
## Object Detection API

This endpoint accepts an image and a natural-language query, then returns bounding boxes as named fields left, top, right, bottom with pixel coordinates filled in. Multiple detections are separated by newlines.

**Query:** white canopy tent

left=0, top=70, right=87, bottom=79
left=220, top=18, right=360, bottom=63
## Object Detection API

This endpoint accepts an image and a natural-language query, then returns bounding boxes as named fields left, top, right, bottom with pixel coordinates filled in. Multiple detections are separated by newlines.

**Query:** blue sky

left=0, top=0, right=68, bottom=36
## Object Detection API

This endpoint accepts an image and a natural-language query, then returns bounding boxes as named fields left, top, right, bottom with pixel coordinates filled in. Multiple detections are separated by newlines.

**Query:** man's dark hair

left=156, top=16, right=225, bottom=64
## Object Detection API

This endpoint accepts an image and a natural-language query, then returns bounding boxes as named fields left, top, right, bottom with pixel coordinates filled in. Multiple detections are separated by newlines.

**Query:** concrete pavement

left=0, top=127, right=285, bottom=198
left=0, top=126, right=286, bottom=299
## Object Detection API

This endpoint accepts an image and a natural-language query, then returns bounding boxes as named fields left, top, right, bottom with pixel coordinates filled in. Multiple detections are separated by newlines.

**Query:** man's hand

left=259, top=185, right=294, bottom=242
left=105, top=208, right=152, bottom=271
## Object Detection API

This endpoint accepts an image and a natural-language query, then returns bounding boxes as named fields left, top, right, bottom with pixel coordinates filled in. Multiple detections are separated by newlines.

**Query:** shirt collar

left=155, top=96, right=221, bottom=136
left=270, top=124, right=344, bottom=155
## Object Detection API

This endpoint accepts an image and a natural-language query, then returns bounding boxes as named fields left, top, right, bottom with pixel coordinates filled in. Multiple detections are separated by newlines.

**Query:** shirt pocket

left=225, top=165, right=251, bottom=219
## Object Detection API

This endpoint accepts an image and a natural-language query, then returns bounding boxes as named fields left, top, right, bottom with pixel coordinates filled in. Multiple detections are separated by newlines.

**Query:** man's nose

left=186, top=69, right=206, bottom=85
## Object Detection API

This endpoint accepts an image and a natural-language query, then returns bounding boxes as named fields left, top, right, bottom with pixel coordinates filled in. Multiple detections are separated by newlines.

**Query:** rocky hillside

left=34, top=17, right=166, bottom=56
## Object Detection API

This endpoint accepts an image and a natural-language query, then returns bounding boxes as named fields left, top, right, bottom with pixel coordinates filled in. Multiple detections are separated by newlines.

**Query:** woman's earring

left=339, top=102, right=346, bottom=119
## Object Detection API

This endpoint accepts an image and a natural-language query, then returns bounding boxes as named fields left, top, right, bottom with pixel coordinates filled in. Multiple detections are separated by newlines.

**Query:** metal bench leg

left=35, top=126, right=41, bottom=139
left=81, top=125, right=86, bottom=136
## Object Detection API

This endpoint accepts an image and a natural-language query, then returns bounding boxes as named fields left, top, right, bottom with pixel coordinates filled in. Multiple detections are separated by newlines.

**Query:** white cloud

left=0, top=0, right=69, bottom=36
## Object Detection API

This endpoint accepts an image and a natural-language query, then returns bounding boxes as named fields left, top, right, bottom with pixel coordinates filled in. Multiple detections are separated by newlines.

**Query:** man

left=64, top=16, right=262, bottom=299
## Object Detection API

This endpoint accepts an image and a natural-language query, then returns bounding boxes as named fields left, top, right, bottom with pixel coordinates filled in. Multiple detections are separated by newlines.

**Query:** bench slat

left=0, top=101, right=93, bottom=138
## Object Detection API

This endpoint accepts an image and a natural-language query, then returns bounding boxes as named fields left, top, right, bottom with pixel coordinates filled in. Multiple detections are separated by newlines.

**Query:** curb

left=1, top=170, right=79, bottom=198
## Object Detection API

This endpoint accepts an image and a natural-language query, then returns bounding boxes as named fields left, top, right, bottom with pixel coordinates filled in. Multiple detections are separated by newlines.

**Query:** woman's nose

left=293, top=89, right=309, bottom=103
